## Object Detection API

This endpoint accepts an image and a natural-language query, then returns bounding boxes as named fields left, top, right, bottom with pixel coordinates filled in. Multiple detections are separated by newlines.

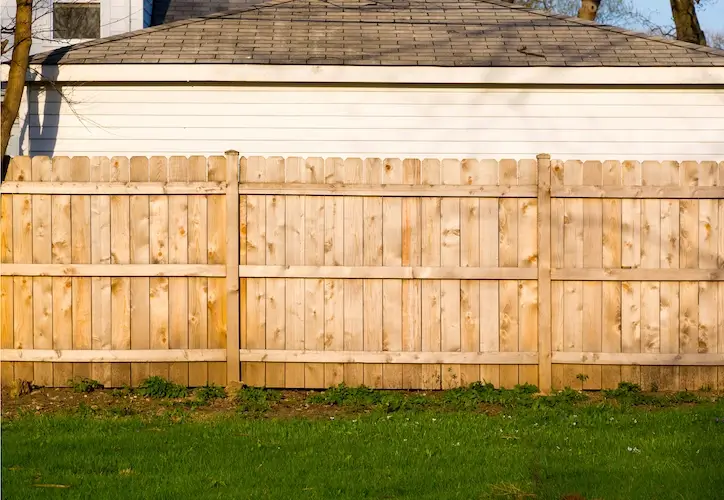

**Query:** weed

left=107, top=405, right=137, bottom=417
left=195, top=384, right=226, bottom=404
left=442, top=382, right=539, bottom=409
left=236, top=386, right=280, bottom=414
left=700, top=384, right=712, bottom=393
left=111, top=385, right=133, bottom=397
left=136, top=377, right=188, bottom=399
left=537, top=387, right=588, bottom=408
left=68, top=377, right=104, bottom=393
left=650, top=382, right=659, bottom=393
left=307, top=384, right=429, bottom=412
left=670, top=391, right=700, bottom=404
left=575, top=373, right=589, bottom=384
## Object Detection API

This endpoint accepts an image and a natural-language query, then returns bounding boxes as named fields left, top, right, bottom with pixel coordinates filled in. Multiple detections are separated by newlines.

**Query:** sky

left=635, top=0, right=723, bottom=34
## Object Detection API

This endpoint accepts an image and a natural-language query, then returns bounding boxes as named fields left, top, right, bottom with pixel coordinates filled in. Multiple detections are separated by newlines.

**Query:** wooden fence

left=1, top=154, right=723, bottom=392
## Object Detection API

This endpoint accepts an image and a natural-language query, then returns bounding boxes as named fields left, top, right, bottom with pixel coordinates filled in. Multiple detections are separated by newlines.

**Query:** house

left=6, top=0, right=724, bottom=160
left=0, top=0, right=154, bottom=56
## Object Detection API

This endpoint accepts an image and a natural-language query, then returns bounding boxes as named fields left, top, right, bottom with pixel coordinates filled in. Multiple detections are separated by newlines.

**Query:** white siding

left=18, top=84, right=724, bottom=161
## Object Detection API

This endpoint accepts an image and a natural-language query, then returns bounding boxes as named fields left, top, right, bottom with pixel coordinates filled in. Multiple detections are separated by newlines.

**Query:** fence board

left=601, top=160, right=623, bottom=389
left=324, top=158, right=344, bottom=388
left=168, top=156, right=189, bottom=386
left=382, top=158, right=404, bottom=389
left=285, top=158, right=306, bottom=388
left=420, top=159, right=442, bottom=389
left=304, top=158, right=326, bottom=388
left=129, top=157, right=150, bottom=386
left=0, top=173, right=13, bottom=383
left=207, top=156, right=227, bottom=386
left=51, top=157, right=73, bottom=387
left=343, top=158, right=365, bottom=387
left=243, top=158, right=266, bottom=387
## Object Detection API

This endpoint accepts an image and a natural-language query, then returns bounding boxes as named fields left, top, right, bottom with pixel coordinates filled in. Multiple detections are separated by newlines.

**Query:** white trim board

left=4, top=64, right=724, bottom=85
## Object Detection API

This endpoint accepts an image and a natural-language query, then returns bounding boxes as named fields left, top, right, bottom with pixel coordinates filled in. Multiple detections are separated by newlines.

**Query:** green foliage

left=195, top=384, right=226, bottom=404
left=442, top=382, right=540, bottom=409
left=670, top=391, right=701, bottom=404
left=603, top=382, right=702, bottom=407
left=136, top=377, right=189, bottom=399
left=68, top=377, right=104, bottom=393
left=576, top=373, right=589, bottom=383
left=307, top=384, right=429, bottom=412
left=235, top=386, right=280, bottom=414
left=536, top=387, right=589, bottom=407
left=111, top=385, right=133, bottom=397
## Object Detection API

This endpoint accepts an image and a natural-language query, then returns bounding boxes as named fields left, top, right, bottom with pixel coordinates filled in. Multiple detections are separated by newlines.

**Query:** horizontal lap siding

left=20, top=86, right=724, bottom=160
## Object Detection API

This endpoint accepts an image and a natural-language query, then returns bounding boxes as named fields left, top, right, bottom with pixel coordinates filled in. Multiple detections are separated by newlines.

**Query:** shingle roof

left=31, top=0, right=724, bottom=66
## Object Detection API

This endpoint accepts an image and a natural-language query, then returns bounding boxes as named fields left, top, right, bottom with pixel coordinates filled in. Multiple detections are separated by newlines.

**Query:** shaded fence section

left=1, top=155, right=723, bottom=391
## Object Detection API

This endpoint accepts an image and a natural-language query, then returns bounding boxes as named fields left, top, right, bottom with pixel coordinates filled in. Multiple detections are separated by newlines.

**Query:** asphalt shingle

left=30, top=0, right=724, bottom=66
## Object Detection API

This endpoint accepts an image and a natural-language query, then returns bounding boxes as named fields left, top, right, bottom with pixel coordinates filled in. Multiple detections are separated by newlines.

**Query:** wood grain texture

left=601, top=160, right=623, bottom=389
left=402, top=159, right=422, bottom=388
left=148, top=157, right=170, bottom=381
left=343, top=158, right=365, bottom=386
left=167, top=157, right=189, bottom=386
left=284, top=158, right=306, bottom=388
left=363, top=158, right=384, bottom=388
left=441, top=159, right=461, bottom=389
left=129, top=157, right=150, bottom=386
left=207, top=156, right=227, bottom=386
left=498, top=160, right=519, bottom=389
left=186, top=156, right=211, bottom=386
left=680, top=162, right=699, bottom=390
left=536, top=155, right=551, bottom=392
left=51, top=157, right=73, bottom=386
left=620, top=161, right=642, bottom=386
left=303, top=158, right=326, bottom=388
left=243, top=158, right=266, bottom=386
left=323, top=158, right=344, bottom=387
left=32, top=157, right=53, bottom=386
left=382, top=158, right=403, bottom=388
left=107, top=157, right=131, bottom=387
left=698, top=162, right=718, bottom=390
left=479, top=160, right=500, bottom=387
left=0, top=172, right=13, bottom=383
left=459, top=159, right=481, bottom=386
left=581, top=161, right=603, bottom=390
left=418, top=160, right=442, bottom=389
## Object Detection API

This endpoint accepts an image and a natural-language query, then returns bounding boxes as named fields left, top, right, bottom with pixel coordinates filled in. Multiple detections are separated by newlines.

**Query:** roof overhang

left=3, top=64, right=724, bottom=85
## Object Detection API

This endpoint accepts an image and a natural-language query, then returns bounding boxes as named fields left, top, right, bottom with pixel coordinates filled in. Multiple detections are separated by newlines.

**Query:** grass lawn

left=2, top=383, right=724, bottom=499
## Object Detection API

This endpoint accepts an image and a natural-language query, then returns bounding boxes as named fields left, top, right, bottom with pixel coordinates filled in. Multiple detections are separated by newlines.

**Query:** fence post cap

left=536, top=154, right=551, bottom=160
left=225, top=150, right=240, bottom=156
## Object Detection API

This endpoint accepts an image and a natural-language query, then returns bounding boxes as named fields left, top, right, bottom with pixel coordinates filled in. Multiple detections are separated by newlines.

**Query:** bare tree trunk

left=578, top=0, right=601, bottom=21
left=1, top=0, right=33, bottom=161
left=670, top=0, right=707, bottom=45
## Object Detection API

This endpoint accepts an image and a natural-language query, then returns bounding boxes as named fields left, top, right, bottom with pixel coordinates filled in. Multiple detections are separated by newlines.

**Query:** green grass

left=3, top=397, right=724, bottom=499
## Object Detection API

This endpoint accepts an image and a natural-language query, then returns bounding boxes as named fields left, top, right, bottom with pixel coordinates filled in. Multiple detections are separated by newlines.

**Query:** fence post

left=225, top=150, right=241, bottom=384
left=536, top=154, right=552, bottom=393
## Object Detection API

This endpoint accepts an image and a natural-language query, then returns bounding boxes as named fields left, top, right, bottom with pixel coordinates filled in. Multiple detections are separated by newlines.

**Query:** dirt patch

left=0, top=387, right=387, bottom=421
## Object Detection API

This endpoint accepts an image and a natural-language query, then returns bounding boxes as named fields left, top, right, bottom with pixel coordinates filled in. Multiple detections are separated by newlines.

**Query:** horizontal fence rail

left=1, top=155, right=723, bottom=392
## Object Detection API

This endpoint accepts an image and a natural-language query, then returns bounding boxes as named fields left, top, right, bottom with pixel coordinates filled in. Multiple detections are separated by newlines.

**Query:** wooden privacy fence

left=1, top=154, right=723, bottom=392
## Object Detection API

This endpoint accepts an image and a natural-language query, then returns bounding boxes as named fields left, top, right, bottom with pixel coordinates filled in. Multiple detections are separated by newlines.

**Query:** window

left=53, top=2, right=101, bottom=39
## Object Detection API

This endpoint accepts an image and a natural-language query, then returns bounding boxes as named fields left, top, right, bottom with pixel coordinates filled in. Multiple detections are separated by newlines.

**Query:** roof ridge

left=478, top=0, right=724, bottom=57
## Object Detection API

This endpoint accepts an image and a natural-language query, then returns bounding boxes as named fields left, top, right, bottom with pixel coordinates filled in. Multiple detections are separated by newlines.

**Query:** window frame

left=51, top=0, right=102, bottom=42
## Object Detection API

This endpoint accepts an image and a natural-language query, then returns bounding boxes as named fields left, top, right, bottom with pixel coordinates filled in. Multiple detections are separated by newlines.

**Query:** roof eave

left=5, top=63, right=724, bottom=85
